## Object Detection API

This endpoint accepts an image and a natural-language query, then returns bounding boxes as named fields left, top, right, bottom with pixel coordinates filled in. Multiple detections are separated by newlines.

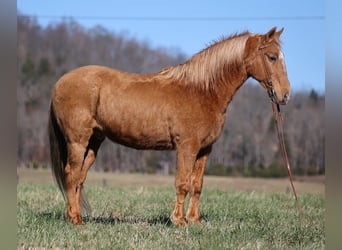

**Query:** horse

left=49, top=27, right=290, bottom=226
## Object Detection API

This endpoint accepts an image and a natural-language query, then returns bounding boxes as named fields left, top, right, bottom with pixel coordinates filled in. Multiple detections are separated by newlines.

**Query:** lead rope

left=271, top=101, right=302, bottom=217
left=259, top=43, right=302, bottom=217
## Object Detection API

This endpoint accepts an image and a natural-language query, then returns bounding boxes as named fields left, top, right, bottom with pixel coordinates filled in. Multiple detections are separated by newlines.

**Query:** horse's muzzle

left=269, top=89, right=290, bottom=105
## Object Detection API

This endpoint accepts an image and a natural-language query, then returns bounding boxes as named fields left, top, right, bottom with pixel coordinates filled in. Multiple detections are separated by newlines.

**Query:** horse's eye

left=268, top=55, right=277, bottom=62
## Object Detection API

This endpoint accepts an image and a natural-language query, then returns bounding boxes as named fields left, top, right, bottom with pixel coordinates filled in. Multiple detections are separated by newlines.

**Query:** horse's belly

left=112, top=136, right=174, bottom=150
left=106, top=130, right=174, bottom=150
left=102, top=119, right=174, bottom=150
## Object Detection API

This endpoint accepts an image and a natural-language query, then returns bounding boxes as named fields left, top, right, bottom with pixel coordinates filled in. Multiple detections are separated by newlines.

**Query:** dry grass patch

left=17, top=168, right=324, bottom=194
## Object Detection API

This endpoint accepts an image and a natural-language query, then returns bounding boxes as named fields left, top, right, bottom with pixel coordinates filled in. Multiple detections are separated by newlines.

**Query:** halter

left=258, top=44, right=278, bottom=106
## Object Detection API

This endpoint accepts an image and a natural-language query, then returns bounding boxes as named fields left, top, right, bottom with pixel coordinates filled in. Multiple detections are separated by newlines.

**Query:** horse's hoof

left=170, top=215, right=187, bottom=227
left=69, top=215, right=84, bottom=225
left=74, top=219, right=84, bottom=225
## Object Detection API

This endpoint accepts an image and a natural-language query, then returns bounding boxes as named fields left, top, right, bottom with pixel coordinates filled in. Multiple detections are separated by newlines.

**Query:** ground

left=17, top=168, right=325, bottom=249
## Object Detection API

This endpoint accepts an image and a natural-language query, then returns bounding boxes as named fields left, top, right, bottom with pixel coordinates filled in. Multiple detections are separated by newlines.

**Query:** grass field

left=17, top=169, right=325, bottom=249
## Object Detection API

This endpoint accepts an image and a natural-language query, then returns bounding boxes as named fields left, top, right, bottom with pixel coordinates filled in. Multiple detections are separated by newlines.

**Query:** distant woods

left=17, top=15, right=324, bottom=177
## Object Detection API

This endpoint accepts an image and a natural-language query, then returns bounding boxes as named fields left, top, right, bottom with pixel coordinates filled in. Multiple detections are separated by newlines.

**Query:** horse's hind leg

left=64, top=121, right=101, bottom=225
left=65, top=141, right=89, bottom=225
left=186, top=146, right=211, bottom=224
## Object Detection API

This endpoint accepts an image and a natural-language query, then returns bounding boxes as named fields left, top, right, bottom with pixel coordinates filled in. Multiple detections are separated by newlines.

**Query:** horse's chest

left=200, top=113, right=226, bottom=147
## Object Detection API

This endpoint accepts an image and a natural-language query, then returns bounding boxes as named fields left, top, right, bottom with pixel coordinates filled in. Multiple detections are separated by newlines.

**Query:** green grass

left=17, top=183, right=325, bottom=249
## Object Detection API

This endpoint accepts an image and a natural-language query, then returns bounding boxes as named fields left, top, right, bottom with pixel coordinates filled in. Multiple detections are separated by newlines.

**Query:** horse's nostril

left=283, top=93, right=290, bottom=103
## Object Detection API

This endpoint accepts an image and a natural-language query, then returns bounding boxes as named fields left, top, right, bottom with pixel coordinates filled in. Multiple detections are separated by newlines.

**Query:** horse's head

left=244, top=27, right=291, bottom=105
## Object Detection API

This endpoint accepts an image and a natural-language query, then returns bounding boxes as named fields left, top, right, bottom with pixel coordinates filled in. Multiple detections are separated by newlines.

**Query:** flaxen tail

left=48, top=104, right=91, bottom=213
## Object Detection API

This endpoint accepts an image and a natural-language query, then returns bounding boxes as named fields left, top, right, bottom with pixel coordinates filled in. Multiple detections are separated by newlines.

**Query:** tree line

left=17, top=15, right=324, bottom=177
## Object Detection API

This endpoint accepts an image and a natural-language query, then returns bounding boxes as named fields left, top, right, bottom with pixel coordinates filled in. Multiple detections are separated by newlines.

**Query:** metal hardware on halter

left=267, top=88, right=275, bottom=99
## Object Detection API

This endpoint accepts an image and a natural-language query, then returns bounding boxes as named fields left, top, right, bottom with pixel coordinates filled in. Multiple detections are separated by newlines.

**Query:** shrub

left=205, top=163, right=227, bottom=176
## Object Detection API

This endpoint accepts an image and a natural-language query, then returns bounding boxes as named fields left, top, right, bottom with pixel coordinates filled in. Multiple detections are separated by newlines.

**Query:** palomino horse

left=49, top=27, right=290, bottom=225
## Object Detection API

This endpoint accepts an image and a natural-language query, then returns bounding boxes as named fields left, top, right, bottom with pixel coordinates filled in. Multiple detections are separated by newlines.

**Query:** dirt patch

left=295, top=175, right=325, bottom=184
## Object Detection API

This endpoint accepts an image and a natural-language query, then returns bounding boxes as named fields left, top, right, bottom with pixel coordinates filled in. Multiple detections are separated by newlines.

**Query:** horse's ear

left=276, top=27, right=284, bottom=38
left=264, top=27, right=277, bottom=42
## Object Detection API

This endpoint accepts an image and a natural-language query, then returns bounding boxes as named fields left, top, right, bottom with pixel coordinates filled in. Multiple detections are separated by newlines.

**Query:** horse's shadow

left=38, top=211, right=208, bottom=226
left=84, top=214, right=173, bottom=226
left=38, top=211, right=173, bottom=226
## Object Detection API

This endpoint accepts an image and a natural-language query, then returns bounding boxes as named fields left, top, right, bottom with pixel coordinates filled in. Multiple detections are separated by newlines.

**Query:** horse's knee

left=176, top=182, right=190, bottom=194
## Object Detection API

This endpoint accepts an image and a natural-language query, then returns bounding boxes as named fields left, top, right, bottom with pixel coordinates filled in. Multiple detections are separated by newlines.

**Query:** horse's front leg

left=186, top=146, right=212, bottom=225
left=172, top=140, right=199, bottom=226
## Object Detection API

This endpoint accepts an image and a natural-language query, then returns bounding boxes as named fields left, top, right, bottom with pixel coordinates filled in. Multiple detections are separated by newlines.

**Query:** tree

left=38, top=57, right=51, bottom=76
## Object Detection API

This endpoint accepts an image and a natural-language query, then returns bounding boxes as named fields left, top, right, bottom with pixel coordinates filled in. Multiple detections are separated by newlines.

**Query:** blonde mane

left=160, top=32, right=251, bottom=91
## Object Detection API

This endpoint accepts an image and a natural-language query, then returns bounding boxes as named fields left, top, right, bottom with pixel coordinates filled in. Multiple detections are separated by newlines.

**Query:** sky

left=17, top=0, right=325, bottom=93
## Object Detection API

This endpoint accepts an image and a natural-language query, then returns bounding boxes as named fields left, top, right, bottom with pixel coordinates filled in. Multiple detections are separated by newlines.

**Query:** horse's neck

left=214, top=65, right=248, bottom=111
